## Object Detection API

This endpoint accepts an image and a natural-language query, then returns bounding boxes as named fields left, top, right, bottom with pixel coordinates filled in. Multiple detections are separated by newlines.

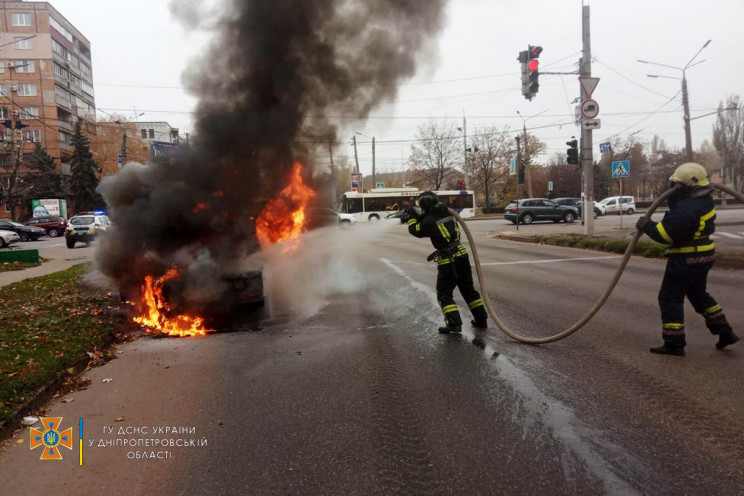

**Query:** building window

left=14, top=60, right=34, bottom=73
left=0, top=85, right=6, bottom=96
left=11, top=13, right=31, bottom=27
left=17, top=83, right=36, bottom=96
left=14, top=37, right=33, bottom=50
left=0, top=107, right=7, bottom=119
left=22, top=129, right=41, bottom=142
left=0, top=61, right=4, bottom=74
left=54, top=85, right=71, bottom=101
left=141, top=129, right=147, bottom=139
left=148, top=129, right=155, bottom=139
left=53, top=61, right=69, bottom=79
left=80, top=63, right=92, bottom=80
left=22, top=106, right=38, bottom=118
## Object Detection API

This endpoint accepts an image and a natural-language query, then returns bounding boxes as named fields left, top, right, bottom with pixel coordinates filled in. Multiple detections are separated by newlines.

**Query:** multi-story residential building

left=0, top=1, right=95, bottom=217
left=135, top=121, right=181, bottom=147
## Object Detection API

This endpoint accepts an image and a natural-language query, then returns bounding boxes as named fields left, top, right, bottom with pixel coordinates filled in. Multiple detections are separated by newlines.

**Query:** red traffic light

left=528, top=60, right=539, bottom=71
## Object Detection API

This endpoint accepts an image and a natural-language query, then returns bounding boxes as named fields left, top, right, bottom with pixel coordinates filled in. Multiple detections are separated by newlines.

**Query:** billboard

left=31, top=199, right=68, bottom=218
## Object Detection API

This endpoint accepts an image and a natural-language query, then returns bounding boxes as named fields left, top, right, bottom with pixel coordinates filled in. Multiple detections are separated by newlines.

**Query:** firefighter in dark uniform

left=637, top=162, right=739, bottom=356
left=403, top=191, right=488, bottom=334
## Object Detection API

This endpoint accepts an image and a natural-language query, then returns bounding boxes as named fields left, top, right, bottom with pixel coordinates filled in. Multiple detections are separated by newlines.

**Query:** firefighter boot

left=471, top=320, right=488, bottom=329
left=439, top=325, right=462, bottom=334
left=716, top=331, right=740, bottom=349
left=650, top=343, right=686, bottom=356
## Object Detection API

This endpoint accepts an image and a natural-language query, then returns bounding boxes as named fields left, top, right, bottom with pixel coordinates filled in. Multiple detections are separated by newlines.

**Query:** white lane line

left=480, top=255, right=620, bottom=266
left=716, top=232, right=743, bottom=239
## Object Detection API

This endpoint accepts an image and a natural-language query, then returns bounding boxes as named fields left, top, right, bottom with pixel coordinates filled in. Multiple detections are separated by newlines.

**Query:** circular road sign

left=581, top=99, right=599, bottom=119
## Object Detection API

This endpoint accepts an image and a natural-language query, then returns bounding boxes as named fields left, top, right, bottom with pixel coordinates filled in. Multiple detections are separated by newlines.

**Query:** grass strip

left=535, top=235, right=669, bottom=258
left=0, top=263, right=125, bottom=424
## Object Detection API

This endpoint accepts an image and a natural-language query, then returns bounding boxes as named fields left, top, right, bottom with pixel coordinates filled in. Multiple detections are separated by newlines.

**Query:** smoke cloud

left=96, top=0, right=447, bottom=309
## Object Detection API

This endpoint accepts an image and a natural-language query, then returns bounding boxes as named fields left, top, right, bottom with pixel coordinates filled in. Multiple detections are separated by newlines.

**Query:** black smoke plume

left=96, top=0, right=447, bottom=309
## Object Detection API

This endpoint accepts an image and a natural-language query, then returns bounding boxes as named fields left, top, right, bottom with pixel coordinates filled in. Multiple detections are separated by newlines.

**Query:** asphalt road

left=1, top=221, right=743, bottom=495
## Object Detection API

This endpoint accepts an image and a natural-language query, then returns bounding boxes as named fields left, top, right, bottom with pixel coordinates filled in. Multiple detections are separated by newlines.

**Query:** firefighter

left=403, top=191, right=488, bottom=333
left=636, top=162, right=739, bottom=356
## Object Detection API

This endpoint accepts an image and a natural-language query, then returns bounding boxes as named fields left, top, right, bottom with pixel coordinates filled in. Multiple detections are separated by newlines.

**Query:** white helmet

left=669, top=162, right=709, bottom=187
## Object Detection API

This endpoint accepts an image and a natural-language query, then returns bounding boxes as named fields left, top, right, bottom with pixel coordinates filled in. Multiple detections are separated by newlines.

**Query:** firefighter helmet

left=417, top=191, right=441, bottom=211
left=669, top=162, right=710, bottom=187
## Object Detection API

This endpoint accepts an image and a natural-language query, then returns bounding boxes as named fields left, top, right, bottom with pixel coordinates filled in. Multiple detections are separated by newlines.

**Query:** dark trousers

left=658, top=255, right=732, bottom=346
left=436, top=255, right=488, bottom=327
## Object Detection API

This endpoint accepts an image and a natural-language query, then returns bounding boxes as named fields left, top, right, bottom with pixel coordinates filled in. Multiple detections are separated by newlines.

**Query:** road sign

left=351, top=172, right=359, bottom=192
left=599, top=142, right=613, bottom=154
left=117, top=154, right=123, bottom=168
left=548, top=181, right=553, bottom=191
left=612, top=160, right=630, bottom=178
left=509, top=157, right=517, bottom=176
left=582, top=119, right=601, bottom=130
left=580, top=99, right=599, bottom=119
left=578, top=77, right=600, bottom=98
left=376, top=182, right=385, bottom=189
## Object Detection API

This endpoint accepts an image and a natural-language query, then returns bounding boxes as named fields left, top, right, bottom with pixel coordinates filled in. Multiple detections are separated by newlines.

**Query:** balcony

left=57, top=120, right=74, bottom=133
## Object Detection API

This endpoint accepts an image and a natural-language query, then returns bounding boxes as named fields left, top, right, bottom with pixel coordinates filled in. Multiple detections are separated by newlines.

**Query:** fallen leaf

left=102, top=378, right=113, bottom=383
left=60, top=397, right=74, bottom=403
left=114, top=416, right=125, bottom=422
left=16, top=439, right=23, bottom=444
left=7, top=371, right=20, bottom=378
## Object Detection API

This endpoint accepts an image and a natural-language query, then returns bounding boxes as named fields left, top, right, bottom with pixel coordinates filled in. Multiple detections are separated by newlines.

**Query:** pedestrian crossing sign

left=612, top=160, right=630, bottom=178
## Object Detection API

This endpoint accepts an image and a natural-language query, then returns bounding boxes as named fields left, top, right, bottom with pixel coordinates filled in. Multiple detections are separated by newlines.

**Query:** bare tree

left=407, top=119, right=461, bottom=190
left=713, top=95, right=744, bottom=191
left=522, top=132, right=547, bottom=197
left=467, top=125, right=514, bottom=208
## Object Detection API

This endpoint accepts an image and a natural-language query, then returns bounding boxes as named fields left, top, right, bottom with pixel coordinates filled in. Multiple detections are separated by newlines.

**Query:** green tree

left=69, top=121, right=104, bottom=212
left=24, top=143, right=63, bottom=202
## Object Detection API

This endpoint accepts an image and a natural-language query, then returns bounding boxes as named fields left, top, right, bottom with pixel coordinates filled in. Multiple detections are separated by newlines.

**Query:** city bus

left=337, top=188, right=475, bottom=223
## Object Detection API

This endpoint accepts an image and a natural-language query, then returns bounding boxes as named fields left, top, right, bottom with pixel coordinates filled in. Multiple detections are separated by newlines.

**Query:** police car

left=64, top=211, right=112, bottom=248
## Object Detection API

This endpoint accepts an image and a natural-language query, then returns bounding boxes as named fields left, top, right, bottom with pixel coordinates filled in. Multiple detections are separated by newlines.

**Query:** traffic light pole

left=581, top=4, right=595, bottom=236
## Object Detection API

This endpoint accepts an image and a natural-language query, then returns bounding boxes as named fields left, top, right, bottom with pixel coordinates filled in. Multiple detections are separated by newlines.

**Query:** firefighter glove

left=404, top=206, right=419, bottom=219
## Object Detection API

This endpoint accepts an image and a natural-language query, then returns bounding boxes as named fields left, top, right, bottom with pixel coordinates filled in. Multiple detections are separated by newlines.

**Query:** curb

left=0, top=322, right=122, bottom=443
left=496, top=233, right=744, bottom=270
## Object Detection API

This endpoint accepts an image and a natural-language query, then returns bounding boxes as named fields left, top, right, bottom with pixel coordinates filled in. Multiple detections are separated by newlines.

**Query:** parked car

left=552, top=197, right=605, bottom=218
left=24, top=215, right=68, bottom=237
left=0, top=220, right=45, bottom=241
left=0, top=229, right=21, bottom=248
left=598, top=196, right=636, bottom=215
left=504, top=198, right=579, bottom=225
left=64, top=212, right=112, bottom=248
left=306, top=207, right=356, bottom=229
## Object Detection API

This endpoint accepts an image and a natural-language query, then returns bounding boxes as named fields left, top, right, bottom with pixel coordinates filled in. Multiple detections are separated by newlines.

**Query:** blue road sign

left=599, top=142, right=612, bottom=154
left=611, top=160, right=630, bottom=178
left=509, top=157, right=517, bottom=176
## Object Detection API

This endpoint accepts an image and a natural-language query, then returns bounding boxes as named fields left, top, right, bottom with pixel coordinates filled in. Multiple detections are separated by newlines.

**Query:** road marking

left=479, top=255, right=620, bottom=266
left=716, top=232, right=743, bottom=239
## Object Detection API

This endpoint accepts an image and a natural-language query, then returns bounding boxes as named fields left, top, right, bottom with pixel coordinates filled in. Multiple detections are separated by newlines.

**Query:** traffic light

left=518, top=50, right=529, bottom=98
left=460, top=181, right=466, bottom=190
left=527, top=45, right=542, bottom=100
left=566, top=139, right=579, bottom=165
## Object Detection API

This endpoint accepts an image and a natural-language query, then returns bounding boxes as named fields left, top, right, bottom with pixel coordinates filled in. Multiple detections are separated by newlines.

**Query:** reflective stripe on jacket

left=642, top=192, right=716, bottom=255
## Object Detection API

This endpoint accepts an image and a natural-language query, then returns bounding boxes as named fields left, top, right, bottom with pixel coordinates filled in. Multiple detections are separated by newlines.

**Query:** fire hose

left=449, top=183, right=744, bottom=344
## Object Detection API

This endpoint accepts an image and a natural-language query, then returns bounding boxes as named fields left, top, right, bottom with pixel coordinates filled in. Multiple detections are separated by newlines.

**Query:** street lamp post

left=355, top=131, right=375, bottom=188
left=638, top=39, right=711, bottom=162
left=516, top=109, right=548, bottom=198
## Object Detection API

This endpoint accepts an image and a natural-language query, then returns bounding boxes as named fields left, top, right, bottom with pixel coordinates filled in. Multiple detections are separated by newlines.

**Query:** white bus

left=337, top=188, right=476, bottom=223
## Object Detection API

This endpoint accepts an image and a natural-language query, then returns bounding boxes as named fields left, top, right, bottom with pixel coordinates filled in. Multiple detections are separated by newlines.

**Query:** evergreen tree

left=69, top=121, right=104, bottom=212
left=24, top=143, right=63, bottom=202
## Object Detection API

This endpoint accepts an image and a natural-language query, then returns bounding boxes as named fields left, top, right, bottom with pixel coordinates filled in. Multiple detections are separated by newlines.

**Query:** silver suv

left=65, top=211, right=111, bottom=248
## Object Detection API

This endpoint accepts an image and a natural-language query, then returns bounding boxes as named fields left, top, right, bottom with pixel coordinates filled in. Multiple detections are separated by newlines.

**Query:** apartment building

left=0, top=1, right=95, bottom=167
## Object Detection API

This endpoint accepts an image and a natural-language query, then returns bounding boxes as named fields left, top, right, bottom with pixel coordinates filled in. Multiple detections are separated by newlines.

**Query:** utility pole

left=328, top=140, right=336, bottom=203
left=581, top=5, right=595, bottom=236
left=371, top=136, right=375, bottom=188
left=121, top=129, right=127, bottom=167
left=522, top=120, right=531, bottom=197
left=515, top=135, right=521, bottom=232
left=462, top=115, right=469, bottom=188
left=352, top=135, right=359, bottom=174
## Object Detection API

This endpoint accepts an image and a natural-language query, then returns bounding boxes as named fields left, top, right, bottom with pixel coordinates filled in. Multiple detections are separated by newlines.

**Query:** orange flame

left=193, top=202, right=209, bottom=213
left=255, top=162, right=316, bottom=253
left=132, top=268, right=214, bottom=337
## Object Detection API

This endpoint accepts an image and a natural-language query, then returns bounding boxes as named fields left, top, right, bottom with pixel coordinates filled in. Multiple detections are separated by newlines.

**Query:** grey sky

left=49, top=0, right=742, bottom=179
